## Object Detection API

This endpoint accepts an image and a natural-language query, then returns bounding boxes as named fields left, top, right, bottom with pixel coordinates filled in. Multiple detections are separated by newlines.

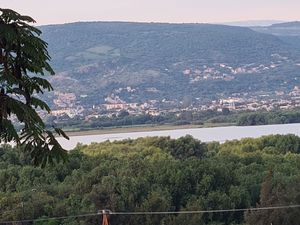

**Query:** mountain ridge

left=269, top=21, right=300, bottom=28
left=222, top=20, right=284, bottom=27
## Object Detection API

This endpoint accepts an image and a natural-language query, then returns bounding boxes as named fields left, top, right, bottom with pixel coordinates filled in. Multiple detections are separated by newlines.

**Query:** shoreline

left=65, top=122, right=236, bottom=137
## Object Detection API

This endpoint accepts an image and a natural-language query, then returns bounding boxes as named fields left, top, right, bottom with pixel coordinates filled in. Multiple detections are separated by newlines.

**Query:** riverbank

left=65, top=122, right=235, bottom=137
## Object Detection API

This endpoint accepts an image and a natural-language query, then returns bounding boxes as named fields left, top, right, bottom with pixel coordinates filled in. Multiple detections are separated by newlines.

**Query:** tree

left=245, top=171, right=300, bottom=225
left=0, top=8, right=68, bottom=166
left=169, top=135, right=207, bottom=160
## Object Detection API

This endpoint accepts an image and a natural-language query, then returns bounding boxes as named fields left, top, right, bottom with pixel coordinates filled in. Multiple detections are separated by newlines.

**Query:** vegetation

left=237, top=110, right=300, bottom=126
left=47, top=109, right=235, bottom=131
left=1, top=134, right=300, bottom=224
left=40, top=21, right=300, bottom=106
left=51, top=108, right=300, bottom=132
left=0, top=9, right=68, bottom=166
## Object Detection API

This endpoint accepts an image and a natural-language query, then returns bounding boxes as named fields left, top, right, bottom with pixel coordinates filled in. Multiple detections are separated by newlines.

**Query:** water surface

left=58, top=123, right=300, bottom=150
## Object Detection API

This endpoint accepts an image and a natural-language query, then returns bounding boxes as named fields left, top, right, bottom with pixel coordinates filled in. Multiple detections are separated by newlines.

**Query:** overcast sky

left=2, top=0, right=300, bottom=25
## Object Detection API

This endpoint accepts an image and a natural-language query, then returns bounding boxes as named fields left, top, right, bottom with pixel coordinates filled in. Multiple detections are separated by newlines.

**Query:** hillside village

left=33, top=21, right=300, bottom=125
left=48, top=85, right=300, bottom=123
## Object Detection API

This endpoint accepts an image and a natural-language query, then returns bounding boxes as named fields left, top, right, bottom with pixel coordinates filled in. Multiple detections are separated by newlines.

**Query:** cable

left=1, top=204, right=300, bottom=224
left=111, top=204, right=300, bottom=215
left=0, top=212, right=99, bottom=224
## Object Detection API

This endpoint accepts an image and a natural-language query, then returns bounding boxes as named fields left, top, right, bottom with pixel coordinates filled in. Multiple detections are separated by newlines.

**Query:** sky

left=1, top=0, right=300, bottom=25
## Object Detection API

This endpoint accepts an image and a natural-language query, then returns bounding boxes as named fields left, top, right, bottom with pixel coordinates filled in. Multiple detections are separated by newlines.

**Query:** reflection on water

left=58, top=123, right=300, bottom=150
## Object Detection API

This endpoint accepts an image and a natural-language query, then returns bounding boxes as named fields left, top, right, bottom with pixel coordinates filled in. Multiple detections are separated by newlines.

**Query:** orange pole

left=102, top=211, right=109, bottom=225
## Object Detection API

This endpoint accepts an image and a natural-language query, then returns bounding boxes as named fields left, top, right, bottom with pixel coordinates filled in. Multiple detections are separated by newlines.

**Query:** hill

left=252, top=21, right=300, bottom=37
left=252, top=22, right=300, bottom=63
left=40, top=22, right=300, bottom=107
left=222, top=20, right=284, bottom=27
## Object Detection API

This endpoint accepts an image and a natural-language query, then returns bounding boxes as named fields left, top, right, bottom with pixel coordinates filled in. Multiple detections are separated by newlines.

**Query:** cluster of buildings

left=195, top=86, right=300, bottom=112
left=44, top=53, right=300, bottom=123
left=47, top=85, right=300, bottom=123
left=181, top=61, right=281, bottom=83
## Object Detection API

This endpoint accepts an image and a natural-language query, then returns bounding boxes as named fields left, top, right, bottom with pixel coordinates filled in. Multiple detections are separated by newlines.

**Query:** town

left=46, top=85, right=300, bottom=124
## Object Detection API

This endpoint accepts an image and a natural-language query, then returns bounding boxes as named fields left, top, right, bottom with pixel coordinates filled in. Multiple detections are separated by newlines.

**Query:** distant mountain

left=252, top=21, right=300, bottom=36
left=222, top=20, right=284, bottom=27
left=270, top=21, right=300, bottom=28
left=40, top=22, right=300, bottom=107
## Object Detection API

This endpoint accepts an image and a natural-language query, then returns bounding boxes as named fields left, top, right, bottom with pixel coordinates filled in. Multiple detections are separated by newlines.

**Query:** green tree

left=0, top=8, right=68, bottom=166
left=245, top=171, right=300, bottom=225
left=169, top=135, right=207, bottom=160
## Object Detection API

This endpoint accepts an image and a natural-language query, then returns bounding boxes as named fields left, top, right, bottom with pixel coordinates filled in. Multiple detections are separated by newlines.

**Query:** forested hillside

left=1, top=135, right=300, bottom=224
left=39, top=22, right=300, bottom=106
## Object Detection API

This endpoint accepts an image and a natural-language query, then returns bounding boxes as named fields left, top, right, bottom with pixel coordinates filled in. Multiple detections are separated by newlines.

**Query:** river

left=57, top=123, right=300, bottom=150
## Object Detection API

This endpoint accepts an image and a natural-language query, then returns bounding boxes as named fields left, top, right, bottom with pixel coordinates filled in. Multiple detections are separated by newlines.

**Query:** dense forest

left=1, top=134, right=300, bottom=224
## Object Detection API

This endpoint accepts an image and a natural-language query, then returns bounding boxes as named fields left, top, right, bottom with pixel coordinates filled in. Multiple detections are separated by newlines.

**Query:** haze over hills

left=252, top=21, right=300, bottom=36
left=40, top=22, right=300, bottom=108
left=222, top=20, right=284, bottom=27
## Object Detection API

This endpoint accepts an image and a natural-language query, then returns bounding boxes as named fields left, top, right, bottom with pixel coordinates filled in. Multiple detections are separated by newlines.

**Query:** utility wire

left=0, top=213, right=99, bottom=224
left=1, top=204, right=300, bottom=224
left=111, top=204, right=300, bottom=215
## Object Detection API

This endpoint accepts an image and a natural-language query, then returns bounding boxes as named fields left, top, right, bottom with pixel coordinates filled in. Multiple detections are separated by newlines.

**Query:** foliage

left=38, top=22, right=300, bottom=106
left=1, top=134, right=300, bottom=224
left=245, top=171, right=300, bottom=225
left=0, top=8, right=68, bottom=166
left=237, top=110, right=300, bottom=126
left=51, top=108, right=300, bottom=132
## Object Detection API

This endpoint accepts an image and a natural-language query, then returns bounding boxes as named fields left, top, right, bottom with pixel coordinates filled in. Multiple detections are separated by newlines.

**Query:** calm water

left=58, top=123, right=300, bottom=150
